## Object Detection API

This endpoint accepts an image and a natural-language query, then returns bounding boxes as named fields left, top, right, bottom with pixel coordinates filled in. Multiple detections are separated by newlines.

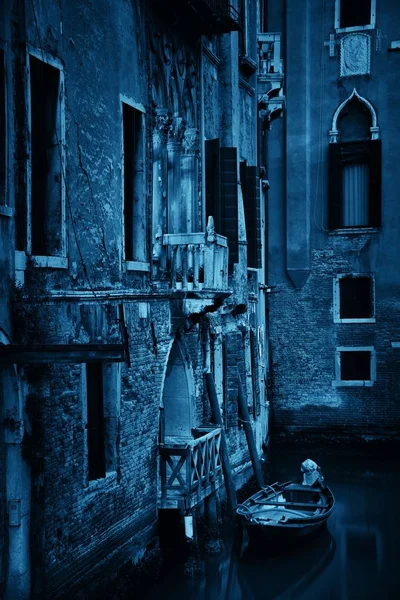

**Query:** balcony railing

left=163, top=217, right=229, bottom=292
left=159, top=427, right=223, bottom=509
left=257, top=32, right=283, bottom=78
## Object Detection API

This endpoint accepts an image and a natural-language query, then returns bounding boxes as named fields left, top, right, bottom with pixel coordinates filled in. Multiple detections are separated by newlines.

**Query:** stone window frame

left=81, top=362, right=121, bottom=489
left=120, top=94, right=149, bottom=273
left=333, top=346, right=376, bottom=387
left=333, top=273, right=376, bottom=324
left=25, top=45, right=67, bottom=269
left=334, top=0, right=376, bottom=33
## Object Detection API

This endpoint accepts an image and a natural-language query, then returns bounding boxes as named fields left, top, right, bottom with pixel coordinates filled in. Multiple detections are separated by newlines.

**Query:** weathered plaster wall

left=3, top=1, right=270, bottom=597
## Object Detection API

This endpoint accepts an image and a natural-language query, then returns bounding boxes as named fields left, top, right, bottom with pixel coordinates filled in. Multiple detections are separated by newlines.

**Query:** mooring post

left=205, top=373, right=238, bottom=511
left=237, top=369, right=264, bottom=489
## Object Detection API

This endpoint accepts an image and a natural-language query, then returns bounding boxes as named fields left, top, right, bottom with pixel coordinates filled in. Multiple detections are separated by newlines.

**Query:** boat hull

left=237, top=481, right=335, bottom=549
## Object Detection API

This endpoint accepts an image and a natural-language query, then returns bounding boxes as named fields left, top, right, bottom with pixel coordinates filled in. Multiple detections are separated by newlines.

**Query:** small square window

left=340, top=277, right=372, bottom=319
left=334, top=346, right=376, bottom=387
left=341, top=351, right=370, bottom=380
left=334, top=275, right=375, bottom=323
left=340, top=0, right=371, bottom=28
left=335, top=0, right=376, bottom=32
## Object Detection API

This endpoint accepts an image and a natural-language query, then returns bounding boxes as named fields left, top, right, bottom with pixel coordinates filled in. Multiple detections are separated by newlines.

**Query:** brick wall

left=268, top=241, right=400, bottom=438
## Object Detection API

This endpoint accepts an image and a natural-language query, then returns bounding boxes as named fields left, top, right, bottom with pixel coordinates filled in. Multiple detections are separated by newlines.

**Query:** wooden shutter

left=220, top=147, right=238, bottom=268
left=328, top=143, right=343, bottom=230
left=368, top=139, right=382, bottom=228
left=87, top=363, right=106, bottom=480
left=250, top=329, right=260, bottom=417
left=205, top=138, right=221, bottom=232
left=243, top=165, right=262, bottom=268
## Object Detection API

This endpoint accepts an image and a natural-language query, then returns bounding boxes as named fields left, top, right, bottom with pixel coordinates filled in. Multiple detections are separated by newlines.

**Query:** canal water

left=145, top=444, right=399, bottom=600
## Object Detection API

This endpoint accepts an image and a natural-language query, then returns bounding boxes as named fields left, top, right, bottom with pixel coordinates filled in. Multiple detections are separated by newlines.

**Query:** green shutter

left=220, top=147, right=238, bottom=268
left=328, top=143, right=343, bottom=230
left=244, top=165, right=262, bottom=268
left=205, top=138, right=221, bottom=232
left=368, top=139, right=382, bottom=228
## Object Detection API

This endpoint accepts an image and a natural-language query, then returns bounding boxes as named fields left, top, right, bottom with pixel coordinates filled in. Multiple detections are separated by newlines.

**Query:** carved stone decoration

left=168, top=117, right=186, bottom=146
left=153, top=109, right=172, bottom=150
left=182, top=128, right=200, bottom=156
left=340, top=34, right=371, bottom=78
left=329, top=88, right=379, bottom=143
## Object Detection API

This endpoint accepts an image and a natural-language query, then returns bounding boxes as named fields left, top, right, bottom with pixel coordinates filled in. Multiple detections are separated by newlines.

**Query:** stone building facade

left=266, top=0, right=400, bottom=440
left=0, top=1, right=282, bottom=598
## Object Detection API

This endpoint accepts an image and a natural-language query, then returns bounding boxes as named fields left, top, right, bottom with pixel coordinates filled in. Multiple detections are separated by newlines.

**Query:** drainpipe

left=3, top=365, right=31, bottom=600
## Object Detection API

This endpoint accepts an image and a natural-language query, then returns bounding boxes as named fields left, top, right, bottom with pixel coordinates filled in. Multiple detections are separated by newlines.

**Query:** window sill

left=335, top=24, right=375, bottom=33
left=84, top=470, right=118, bottom=497
left=125, top=260, right=150, bottom=272
left=0, top=205, right=13, bottom=218
left=329, top=228, right=380, bottom=236
left=334, top=318, right=376, bottom=324
left=332, top=380, right=374, bottom=387
left=31, top=255, right=68, bottom=269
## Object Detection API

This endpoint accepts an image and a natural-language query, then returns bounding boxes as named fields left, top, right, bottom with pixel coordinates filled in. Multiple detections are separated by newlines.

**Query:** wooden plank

left=237, top=369, right=264, bottom=489
left=205, top=372, right=237, bottom=511
left=0, top=344, right=125, bottom=364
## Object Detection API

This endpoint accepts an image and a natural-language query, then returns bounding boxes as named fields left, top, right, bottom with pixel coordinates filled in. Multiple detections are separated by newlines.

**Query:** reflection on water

left=146, top=448, right=399, bottom=599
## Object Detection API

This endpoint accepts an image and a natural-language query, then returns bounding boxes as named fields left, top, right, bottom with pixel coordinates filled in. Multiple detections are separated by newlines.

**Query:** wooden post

left=205, top=373, right=237, bottom=511
left=237, top=369, right=264, bottom=489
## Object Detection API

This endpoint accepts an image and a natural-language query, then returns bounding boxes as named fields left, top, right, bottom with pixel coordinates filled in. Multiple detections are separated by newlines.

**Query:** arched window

left=328, top=89, right=381, bottom=230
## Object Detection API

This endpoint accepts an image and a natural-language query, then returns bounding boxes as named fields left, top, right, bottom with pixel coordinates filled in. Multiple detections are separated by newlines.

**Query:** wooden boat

left=237, top=481, right=335, bottom=545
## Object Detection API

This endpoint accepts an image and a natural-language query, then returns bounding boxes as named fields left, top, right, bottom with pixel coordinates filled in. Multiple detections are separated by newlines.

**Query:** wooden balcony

left=163, top=217, right=229, bottom=294
left=159, top=427, right=223, bottom=510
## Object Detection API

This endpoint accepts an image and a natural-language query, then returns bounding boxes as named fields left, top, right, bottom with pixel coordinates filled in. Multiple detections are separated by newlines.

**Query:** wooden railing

left=159, top=427, right=223, bottom=508
left=257, top=32, right=283, bottom=78
left=163, top=217, right=229, bottom=292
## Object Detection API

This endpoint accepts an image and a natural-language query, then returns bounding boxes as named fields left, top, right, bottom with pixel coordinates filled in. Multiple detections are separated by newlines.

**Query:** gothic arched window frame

left=328, top=89, right=381, bottom=231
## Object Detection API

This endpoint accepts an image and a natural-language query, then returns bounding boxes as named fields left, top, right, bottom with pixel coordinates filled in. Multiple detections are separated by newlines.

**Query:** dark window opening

left=260, top=0, right=268, bottom=33
left=205, top=139, right=238, bottom=269
left=328, top=140, right=381, bottom=229
left=238, top=0, right=246, bottom=55
left=123, top=103, right=145, bottom=262
left=30, top=55, right=62, bottom=255
left=86, top=363, right=106, bottom=480
left=340, top=0, right=371, bottom=28
left=340, top=351, right=371, bottom=381
left=339, top=276, right=372, bottom=319
left=0, top=49, right=6, bottom=205
left=241, top=161, right=262, bottom=269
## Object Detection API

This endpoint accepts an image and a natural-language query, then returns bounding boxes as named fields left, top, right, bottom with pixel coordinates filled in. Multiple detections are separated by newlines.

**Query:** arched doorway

left=161, top=341, right=194, bottom=443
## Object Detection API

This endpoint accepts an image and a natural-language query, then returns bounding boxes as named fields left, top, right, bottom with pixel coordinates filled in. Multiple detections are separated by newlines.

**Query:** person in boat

left=301, top=459, right=325, bottom=488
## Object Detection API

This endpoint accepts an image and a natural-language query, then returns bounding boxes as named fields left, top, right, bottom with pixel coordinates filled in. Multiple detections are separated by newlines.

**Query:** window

left=122, top=100, right=146, bottom=264
left=334, top=347, right=376, bottom=386
left=85, top=363, right=120, bottom=481
left=328, top=97, right=381, bottom=230
left=240, top=161, right=262, bottom=269
left=260, top=0, right=268, bottom=33
left=335, top=0, right=376, bottom=31
left=0, top=48, right=6, bottom=206
left=329, top=141, right=381, bottom=229
left=28, top=52, right=65, bottom=256
left=205, top=139, right=238, bottom=268
left=238, top=0, right=247, bottom=55
left=334, top=274, right=375, bottom=323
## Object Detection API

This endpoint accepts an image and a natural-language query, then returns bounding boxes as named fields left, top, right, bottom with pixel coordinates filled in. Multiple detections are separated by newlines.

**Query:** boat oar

left=237, top=369, right=264, bottom=490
